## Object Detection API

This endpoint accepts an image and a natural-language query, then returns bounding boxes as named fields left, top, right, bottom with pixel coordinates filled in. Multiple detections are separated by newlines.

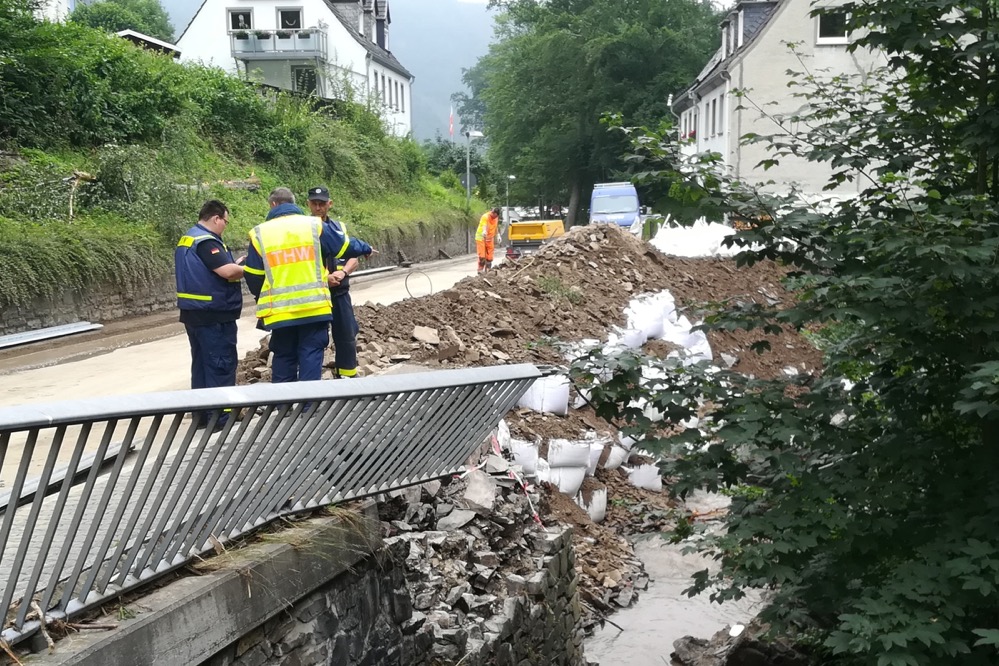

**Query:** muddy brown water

left=586, top=493, right=764, bottom=665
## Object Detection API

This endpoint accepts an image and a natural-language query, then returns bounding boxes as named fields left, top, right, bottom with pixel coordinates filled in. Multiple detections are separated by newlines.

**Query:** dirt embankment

left=233, top=224, right=821, bottom=634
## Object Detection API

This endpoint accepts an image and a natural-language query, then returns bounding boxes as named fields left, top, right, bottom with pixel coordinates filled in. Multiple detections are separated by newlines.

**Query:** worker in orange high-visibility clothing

left=475, top=207, right=501, bottom=273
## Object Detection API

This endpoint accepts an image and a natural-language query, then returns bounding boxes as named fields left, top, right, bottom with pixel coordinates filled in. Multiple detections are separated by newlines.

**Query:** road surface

left=0, top=255, right=481, bottom=408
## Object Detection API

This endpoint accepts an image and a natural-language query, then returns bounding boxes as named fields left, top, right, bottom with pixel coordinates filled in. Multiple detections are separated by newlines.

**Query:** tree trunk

left=566, top=177, right=582, bottom=228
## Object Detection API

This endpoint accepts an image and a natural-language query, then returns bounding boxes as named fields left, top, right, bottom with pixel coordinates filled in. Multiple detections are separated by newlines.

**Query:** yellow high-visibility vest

left=475, top=212, right=493, bottom=241
left=249, top=215, right=331, bottom=327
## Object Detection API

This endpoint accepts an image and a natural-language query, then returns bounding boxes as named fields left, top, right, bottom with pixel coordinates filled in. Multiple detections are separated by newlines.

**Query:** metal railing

left=0, top=365, right=540, bottom=645
left=229, top=28, right=328, bottom=60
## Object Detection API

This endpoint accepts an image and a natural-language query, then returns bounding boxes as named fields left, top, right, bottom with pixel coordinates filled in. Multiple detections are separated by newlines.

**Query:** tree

left=459, top=0, right=719, bottom=226
left=70, top=0, right=174, bottom=42
left=574, top=1, right=999, bottom=664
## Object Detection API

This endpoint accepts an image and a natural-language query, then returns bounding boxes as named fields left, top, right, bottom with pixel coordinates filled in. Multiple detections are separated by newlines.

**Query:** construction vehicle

left=505, top=219, right=565, bottom=260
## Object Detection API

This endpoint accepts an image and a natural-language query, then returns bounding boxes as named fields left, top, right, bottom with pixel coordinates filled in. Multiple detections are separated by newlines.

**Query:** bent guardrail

left=0, top=364, right=540, bottom=645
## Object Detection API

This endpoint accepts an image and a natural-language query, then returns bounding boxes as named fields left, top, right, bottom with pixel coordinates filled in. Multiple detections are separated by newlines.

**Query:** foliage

left=69, top=0, right=174, bottom=42
left=575, top=2, right=999, bottom=664
left=0, top=0, right=479, bottom=312
left=459, top=0, right=719, bottom=224
left=0, top=214, right=167, bottom=308
left=421, top=136, right=496, bottom=201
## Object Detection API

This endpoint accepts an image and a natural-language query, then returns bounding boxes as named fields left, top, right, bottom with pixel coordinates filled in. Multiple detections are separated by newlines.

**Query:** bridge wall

left=22, top=507, right=585, bottom=666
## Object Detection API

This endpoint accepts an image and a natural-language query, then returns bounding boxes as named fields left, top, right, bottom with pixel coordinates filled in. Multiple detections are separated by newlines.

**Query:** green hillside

left=0, top=0, right=480, bottom=310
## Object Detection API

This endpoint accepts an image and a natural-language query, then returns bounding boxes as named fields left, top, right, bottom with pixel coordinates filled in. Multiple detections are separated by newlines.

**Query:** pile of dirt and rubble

left=352, top=225, right=820, bottom=379
left=236, top=224, right=821, bottom=382
left=376, top=460, right=647, bottom=643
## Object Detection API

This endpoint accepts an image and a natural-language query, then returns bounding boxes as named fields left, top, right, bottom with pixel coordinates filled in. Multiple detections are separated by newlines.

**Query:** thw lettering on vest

left=266, top=245, right=315, bottom=267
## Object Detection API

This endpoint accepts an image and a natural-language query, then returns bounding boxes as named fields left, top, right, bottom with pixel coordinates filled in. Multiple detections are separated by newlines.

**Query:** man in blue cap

left=243, top=187, right=374, bottom=382
left=307, top=185, right=372, bottom=378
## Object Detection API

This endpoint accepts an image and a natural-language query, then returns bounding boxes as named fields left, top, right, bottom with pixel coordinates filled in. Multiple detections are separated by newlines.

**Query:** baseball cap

left=307, top=186, right=330, bottom=202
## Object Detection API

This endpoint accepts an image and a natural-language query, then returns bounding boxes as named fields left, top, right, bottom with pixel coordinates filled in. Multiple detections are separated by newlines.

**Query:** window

left=381, top=74, right=387, bottom=104
left=817, top=10, right=849, bottom=44
left=278, top=8, right=302, bottom=30
left=228, top=9, right=252, bottom=31
left=711, top=98, right=717, bottom=136
left=400, top=84, right=405, bottom=112
left=718, top=95, right=724, bottom=134
left=292, top=66, right=317, bottom=95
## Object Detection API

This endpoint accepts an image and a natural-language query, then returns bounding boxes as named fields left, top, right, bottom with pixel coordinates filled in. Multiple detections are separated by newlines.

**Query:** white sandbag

left=546, top=438, right=592, bottom=468
left=517, top=375, right=571, bottom=416
left=625, top=297, right=665, bottom=341
left=510, top=438, right=539, bottom=476
left=602, top=445, right=629, bottom=470
left=575, top=488, right=608, bottom=523
left=586, top=440, right=604, bottom=476
left=496, top=419, right=511, bottom=451
left=618, top=433, right=636, bottom=451
left=539, top=463, right=586, bottom=496
left=626, top=464, right=663, bottom=492
left=607, top=327, right=645, bottom=350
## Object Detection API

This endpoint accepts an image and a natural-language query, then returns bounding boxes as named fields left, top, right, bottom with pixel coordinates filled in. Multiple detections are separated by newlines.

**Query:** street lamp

left=465, top=130, right=484, bottom=207
left=505, top=174, right=516, bottom=228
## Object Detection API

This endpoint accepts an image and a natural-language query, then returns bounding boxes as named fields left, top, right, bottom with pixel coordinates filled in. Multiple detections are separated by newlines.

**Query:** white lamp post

left=465, top=130, right=484, bottom=207
left=505, top=174, right=516, bottom=229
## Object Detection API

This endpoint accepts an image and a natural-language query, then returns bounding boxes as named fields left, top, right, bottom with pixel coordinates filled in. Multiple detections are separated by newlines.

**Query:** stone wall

left=200, top=527, right=585, bottom=666
left=201, top=541, right=417, bottom=666
left=0, top=270, right=177, bottom=337
left=0, top=220, right=471, bottom=337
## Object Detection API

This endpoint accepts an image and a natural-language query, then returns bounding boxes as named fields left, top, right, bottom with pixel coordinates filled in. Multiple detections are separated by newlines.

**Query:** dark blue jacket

left=175, top=224, right=242, bottom=313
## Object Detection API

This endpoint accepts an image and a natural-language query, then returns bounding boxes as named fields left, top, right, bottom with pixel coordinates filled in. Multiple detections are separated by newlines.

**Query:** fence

left=0, top=364, right=540, bottom=646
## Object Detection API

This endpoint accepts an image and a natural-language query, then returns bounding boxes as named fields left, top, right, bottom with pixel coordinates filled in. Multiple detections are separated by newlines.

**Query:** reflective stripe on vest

left=334, top=220, right=350, bottom=269
left=250, top=216, right=330, bottom=325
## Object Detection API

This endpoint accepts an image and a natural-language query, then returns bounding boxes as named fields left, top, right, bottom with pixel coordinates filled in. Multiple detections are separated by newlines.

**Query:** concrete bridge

left=0, top=366, right=587, bottom=665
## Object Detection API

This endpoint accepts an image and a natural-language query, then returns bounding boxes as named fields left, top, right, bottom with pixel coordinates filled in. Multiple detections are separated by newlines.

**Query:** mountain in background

left=166, top=0, right=494, bottom=142
left=390, top=0, right=494, bottom=141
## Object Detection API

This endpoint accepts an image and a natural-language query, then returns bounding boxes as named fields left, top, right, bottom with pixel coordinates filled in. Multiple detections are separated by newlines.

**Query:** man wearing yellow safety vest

left=475, top=207, right=501, bottom=273
left=243, top=188, right=374, bottom=383
left=174, top=200, right=245, bottom=431
left=307, top=185, right=365, bottom=378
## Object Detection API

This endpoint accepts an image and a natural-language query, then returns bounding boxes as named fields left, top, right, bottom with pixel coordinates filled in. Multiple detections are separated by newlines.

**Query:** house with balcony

left=672, top=0, right=885, bottom=200
left=177, top=0, right=413, bottom=136
left=36, top=0, right=75, bottom=22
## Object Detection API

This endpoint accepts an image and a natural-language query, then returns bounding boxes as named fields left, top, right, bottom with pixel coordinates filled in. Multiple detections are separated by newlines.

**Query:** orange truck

left=505, top=219, right=566, bottom=259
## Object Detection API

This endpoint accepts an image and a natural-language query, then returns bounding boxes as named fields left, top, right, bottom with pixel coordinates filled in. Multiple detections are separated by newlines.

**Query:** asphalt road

left=0, top=255, right=481, bottom=408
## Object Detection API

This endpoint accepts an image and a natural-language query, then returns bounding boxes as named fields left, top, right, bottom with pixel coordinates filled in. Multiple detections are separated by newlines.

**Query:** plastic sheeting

left=650, top=220, right=741, bottom=258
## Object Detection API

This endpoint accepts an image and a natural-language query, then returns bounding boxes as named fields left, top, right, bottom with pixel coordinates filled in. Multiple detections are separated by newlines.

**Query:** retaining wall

left=0, top=221, right=471, bottom=337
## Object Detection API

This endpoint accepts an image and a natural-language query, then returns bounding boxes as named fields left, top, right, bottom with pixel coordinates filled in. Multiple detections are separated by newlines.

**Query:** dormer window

left=278, top=8, right=303, bottom=31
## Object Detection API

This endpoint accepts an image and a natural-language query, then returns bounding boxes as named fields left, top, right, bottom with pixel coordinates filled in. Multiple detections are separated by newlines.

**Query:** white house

left=672, top=0, right=885, bottom=199
left=37, top=0, right=75, bottom=22
left=177, top=0, right=413, bottom=136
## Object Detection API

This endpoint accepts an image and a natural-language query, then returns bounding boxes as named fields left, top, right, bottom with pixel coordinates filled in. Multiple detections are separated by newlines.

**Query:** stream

left=586, top=493, right=764, bottom=665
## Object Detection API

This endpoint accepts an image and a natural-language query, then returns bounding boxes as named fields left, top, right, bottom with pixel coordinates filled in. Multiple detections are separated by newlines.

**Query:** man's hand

left=328, top=270, right=346, bottom=287
left=235, top=255, right=246, bottom=266
left=367, top=248, right=379, bottom=256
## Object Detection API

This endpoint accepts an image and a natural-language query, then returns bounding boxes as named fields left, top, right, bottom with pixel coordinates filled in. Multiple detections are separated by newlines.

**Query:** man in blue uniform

left=243, top=187, right=374, bottom=383
left=307, top=185, right=370, bottom=378
left=174, top=200, right=245, bottom=430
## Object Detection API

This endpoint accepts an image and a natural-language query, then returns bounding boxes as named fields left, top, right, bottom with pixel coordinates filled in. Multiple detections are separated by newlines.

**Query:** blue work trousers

left=269, top=321, right=330, bottom=383
left=185, top=321, right=237, bottom=426
left=331, top=291, right=359, bottom=376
